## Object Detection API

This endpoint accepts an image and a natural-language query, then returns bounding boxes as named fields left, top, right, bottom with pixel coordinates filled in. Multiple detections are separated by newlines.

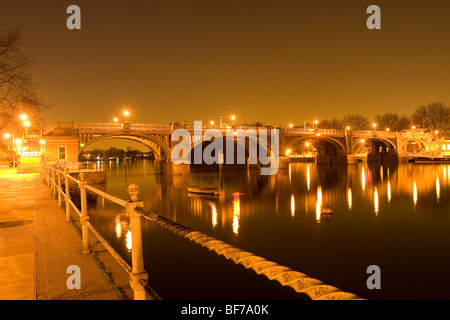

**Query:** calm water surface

left=88, top=160, right=450, bottom=300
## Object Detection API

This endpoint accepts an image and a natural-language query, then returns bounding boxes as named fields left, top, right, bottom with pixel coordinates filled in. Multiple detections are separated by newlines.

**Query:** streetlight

left=314, top=120, right=318, bottom=129
left=306, top=141, right=310, bottom=154
left=23, top=121, right=30, bottom=138
left=15, top=139, right=22, bottom=155
left=20, top=114, right=27, bottom=121
left=3, top=133, right=15, bottom=166
left=231, top=115, right=236, bottom=125
left=386, top=128, right=390, bottom=132
left=210, top=121, right=214, bottom=126
left=113, top=117, right=119, bottom=123
left=289, top=123, right=293, bottom=128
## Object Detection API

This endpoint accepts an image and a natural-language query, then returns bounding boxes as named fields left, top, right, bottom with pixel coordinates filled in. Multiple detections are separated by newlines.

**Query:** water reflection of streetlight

left=316, top=186, right=322, bottom=222
left=347, top=188, right=352, bottom=210
left=290, top=193, right=295, bottom=217
left=413, top=181, right=418, bottom=209
left=436, top=177, right=440, bottom=203
left=387, top=181, right=391, bottom=204
left=126, top=230, right=132, bottom=250
left=209, top=202, right=218, bottom=228
left=361, top=167, right=366, bottom=193
left=306, top=165, right=310, bottom=191
left=232, top=193, right=240, bottom=235
left=374, top=187, right=379, bottom=215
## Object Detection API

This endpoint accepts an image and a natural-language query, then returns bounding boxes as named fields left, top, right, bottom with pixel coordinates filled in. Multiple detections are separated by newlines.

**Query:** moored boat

left=410, top=156, right=450, bottom=164
left=187, top=186, right=219, bottom=195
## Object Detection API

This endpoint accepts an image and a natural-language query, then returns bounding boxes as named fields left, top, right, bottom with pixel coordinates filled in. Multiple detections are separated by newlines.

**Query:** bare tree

left=342, top=114, right=370, bottom=130
left=0, top=28, right=48, bottom=135
left=412, top=102, right=450, bottom=136
left=375, top=113, right=411, bottom=132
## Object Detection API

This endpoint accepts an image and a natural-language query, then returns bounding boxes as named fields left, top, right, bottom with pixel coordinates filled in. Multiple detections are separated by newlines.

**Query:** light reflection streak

left=115, top=220, right=122, bottom=238
left=316, top=186, right=322, bottom=222
left=436, top=177, right=440, bottom=203
left=306, top=165, right=310, bottom=191
left=232, top=193, right=241, bottom=235
left=361, top=167, right=366, bottom=193
left=413, top=181, right=418, bottom=209
left=387, top=181, right=391, bottom=204
left=209, top=202, right=218, bottom=227
left=374, top=187, right=379, bottom=215
left=290, top=193, right=295, bottom=217
left=126, top=230, right=132, bottom=250
left=347, top=188, right=352, bottom=210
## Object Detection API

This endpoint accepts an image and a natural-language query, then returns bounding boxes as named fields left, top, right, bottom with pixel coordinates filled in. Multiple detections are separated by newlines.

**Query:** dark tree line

left=318, top=102, right=450, bottom=136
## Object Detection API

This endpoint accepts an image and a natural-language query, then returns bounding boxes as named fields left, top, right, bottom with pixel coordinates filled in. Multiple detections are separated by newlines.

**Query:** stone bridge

left=41, top=120, right=438, bottom=173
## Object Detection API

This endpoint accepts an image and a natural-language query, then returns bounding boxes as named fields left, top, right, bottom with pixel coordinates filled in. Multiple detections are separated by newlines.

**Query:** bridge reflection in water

left=88, top=160, right=450, bottom=300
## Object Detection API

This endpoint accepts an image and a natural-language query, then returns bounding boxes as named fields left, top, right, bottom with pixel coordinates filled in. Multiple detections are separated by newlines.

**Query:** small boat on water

left=187, top=186, right=220, bottom=196
left=410, top=156, right=450, bottom=164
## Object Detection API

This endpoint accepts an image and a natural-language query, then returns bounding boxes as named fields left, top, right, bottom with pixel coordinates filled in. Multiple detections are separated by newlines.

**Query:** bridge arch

left=287, top=135, right=346, bottom=154
left=188, top=134, right=270, bottom=166
left=401, top=138, right=428, bottom=152
left=352, top=136, right=397, bottom=153
left=78, top=133, right=172, bottom=161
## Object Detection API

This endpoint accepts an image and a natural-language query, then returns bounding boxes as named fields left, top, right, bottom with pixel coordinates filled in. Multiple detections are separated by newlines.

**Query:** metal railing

left=40, top=162, right=363, bottom=300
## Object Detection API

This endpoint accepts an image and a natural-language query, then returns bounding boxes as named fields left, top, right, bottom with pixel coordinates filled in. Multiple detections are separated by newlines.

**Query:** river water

left=87, top=159, right=450, bottom=300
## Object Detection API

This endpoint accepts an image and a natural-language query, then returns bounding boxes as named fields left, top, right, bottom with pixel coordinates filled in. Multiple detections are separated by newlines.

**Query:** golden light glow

left=285, top=149, right=291, bottom=156
left=436, top=177, right=440, bottom=203
left=126, top=230, right=132, bottom=250
left=387, top=181, right=391, bottom=204
left=113, top=117, right=118, bottom=122
left=413, top=181, right=418, bottom=209
left=209, top=202, right=218, bottom=228
left=123, top=110, right=130, bottom=117
left=210, top=120, right=214, bottom=125
left=346, top=126, right=350, bottom=130
left=23, top=121, right=30, bottom=127
left=316, top=185, right=322, bottom=222
left=232, top=193, right=240, bottom=235
left=360, top=139, right=365, bottom=143
left=361, top=167, right=366, bottom=192
left=372, top=123, right=377, bottom=128
left=289, top=123, right=293, bottom=128
left=39, top=139, right=46, bottom=144
left=306, top=165, right=310, bottom=191
left=231, top=115, right=236, bottom=121
left=386, top=128, right=390, bottom=132
left=115, top=220, right=122, bottom=238
left=374, top=187, right=379, bottom=215
left=347, top=188, right=352, bottom=210
left=290, top=193, right=295, bottom=217
left=15, top=139, right=22, bottom=144
left=3, top=133, right=10, bottom=139
left=20, top=114, right=27, bottom=120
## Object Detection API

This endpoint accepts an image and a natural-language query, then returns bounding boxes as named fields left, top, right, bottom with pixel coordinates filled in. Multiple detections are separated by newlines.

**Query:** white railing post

left=57, top=169, right=62, bottom=207
left=126, top=184, right=148, bottom=300
left=79, top=173, right=90, bottom=254
left=64, top=167, right=71, bottom=222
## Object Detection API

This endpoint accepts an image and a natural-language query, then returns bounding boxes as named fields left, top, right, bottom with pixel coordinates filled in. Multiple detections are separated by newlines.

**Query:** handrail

left=84, top=185, right=128, bottom=207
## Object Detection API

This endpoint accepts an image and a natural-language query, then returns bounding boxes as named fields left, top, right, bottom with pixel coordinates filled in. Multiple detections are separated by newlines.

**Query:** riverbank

left=0, top=165, right=133, bottom=300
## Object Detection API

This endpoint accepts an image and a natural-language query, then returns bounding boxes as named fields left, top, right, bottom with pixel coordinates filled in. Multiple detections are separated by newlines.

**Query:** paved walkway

left=0, top=166, right=133, bottom=300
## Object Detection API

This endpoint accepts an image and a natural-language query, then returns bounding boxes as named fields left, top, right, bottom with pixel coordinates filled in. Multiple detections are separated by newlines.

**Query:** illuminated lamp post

left=23, top=121, right=30, bottom=138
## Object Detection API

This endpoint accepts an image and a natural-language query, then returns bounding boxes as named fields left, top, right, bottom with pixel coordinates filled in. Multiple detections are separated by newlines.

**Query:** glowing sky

left=2, top=0, right=450, bottom=127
